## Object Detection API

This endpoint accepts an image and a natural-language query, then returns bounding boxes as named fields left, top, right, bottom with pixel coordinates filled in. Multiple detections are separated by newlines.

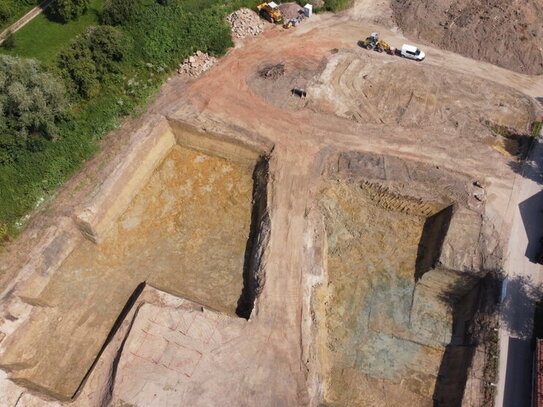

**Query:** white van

left=400, top=44, right=425, bottom=61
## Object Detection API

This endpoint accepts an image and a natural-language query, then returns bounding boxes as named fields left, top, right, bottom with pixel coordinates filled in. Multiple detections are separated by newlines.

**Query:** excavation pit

left=313, top=152, right=484, bottom=407
left=0, top=122, right=270, bottom=400
left=318, top=182, right=452, bottom=406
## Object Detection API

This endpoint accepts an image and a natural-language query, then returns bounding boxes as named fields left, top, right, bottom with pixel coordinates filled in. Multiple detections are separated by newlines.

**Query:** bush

left=127, top=4, right=233, bottom=68
left=49, top=0, right=90, bottom=22
left=0, top=55, right=68, bottom=143
left=323, top=0, right=353, bottom=11
left=0, top=2, right=12, bottom=24
left=58, top=26, right=128, bottom=98
left=2, top=31, right=15, bottom=50
left=101, top=0, right=144, bottom=26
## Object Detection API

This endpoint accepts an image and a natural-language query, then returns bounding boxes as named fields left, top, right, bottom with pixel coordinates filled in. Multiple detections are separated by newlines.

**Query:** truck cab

left=401, top=44, right=425, bottom=61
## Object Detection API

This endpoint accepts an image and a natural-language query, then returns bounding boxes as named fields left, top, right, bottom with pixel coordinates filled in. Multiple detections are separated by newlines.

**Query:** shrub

left=49, top=0, right=90, bottom=22
left=58, top=26, right=128, bottom=98
left=323, top=0, right=353, bottom=11
left=0, top=55, right=68, bottom=142
left=101, top=0, right=144, bottom=26
left=127, top=4, right=233, bottom=68
left=2, top=31, right=15, bottom=50
left=0, top=2, right=11, bottom=24
left=58, top=39, right=99, bottom=98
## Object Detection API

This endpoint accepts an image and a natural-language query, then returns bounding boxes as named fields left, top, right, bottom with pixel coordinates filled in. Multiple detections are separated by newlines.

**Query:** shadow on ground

left=503, top=337, right=533, bottom=407
left=433, top=273, right=501, bottom=407
left=519, top=190, right=543, bottom=263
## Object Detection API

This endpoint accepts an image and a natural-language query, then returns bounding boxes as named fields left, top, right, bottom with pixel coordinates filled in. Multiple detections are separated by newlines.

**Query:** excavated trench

left=317, top=182, right=452, bottom=406
left=312, top=152, right=495, bottom=407
left=0, top=124, right=270, bottom=400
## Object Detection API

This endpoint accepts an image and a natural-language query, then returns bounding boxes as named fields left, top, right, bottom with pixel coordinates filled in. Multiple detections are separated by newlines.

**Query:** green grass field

left=1, top=0, right=103, bottom=65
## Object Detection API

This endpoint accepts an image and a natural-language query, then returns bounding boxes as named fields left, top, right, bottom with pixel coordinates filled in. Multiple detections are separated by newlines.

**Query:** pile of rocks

left=226, top=8, right=264, bottom=39
left=178, top=51, right=217, bottom=77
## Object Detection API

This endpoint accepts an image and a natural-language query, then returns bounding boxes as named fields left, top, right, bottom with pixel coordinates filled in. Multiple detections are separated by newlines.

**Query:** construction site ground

left=0, top=2, right=542, bottom=406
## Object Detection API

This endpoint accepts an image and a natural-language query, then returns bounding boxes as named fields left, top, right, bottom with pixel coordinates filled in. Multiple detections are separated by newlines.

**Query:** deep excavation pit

left=0, top=123, right=269, bottom=400
left=312, top=152, right=501, bottom=407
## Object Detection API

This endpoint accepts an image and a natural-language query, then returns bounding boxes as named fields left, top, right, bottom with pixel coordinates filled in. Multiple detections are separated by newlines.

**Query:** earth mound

left=391, top=0, right=543, bottom=75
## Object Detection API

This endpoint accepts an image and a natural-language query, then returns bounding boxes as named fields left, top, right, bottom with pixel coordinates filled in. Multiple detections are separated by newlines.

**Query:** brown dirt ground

left=391, top=0, right=543, bottom=75
left=0, top=4, right=542, bottom=407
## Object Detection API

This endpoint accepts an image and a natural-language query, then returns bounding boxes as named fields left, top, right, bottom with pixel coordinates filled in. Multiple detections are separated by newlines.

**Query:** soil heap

left=278, top=3, right=304, bottom=20
left=391, top=0, right=543, bottom=75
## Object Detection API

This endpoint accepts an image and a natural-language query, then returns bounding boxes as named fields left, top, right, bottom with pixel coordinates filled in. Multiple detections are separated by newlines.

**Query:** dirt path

left=0, top=0, right=52, bottom=43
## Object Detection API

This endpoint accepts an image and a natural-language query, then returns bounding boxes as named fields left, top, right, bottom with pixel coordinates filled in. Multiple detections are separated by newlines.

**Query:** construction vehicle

left=283, top=14, right=304, bottom=29
left=360, top=32, right=380, bottom=50
left=360, top=33, right=394, bottom=54
left=257, top=2, right=283, bottom=23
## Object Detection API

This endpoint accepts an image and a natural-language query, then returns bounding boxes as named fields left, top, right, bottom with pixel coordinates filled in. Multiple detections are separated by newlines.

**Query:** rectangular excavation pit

left=0, top=120, right=270, bottom=400
left=315, top=180, right=458, bottom=407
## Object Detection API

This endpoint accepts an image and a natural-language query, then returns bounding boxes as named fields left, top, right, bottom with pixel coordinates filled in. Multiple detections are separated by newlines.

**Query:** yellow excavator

left=257, top=2, right=283, bottom=23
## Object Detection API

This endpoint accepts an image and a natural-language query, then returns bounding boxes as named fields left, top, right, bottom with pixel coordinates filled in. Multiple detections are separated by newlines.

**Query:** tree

left=0, top=56, right=68, bottom=143
left=58, top=26, right=127, bottom=98
left=2, top=31, right=15, bottom=50
left=101, top=0, right=144, bottom=26
left=50, top=0, right=90, bottom=22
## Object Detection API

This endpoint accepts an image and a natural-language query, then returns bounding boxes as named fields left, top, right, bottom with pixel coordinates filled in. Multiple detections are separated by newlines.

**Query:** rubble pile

left=259, top=63, right=285, bottom=80
left=178, top=51, right=217, bottom=77
left=227, top=8, right=264, bottom=39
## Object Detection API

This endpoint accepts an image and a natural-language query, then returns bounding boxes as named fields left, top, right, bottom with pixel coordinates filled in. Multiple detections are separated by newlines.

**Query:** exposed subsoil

left=391, top=0, right=543, bottom=75
left=0, top=3, right=542, bottom=407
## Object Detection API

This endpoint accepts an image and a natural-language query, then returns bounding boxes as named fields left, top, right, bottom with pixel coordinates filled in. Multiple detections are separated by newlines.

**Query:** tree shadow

left=508, top=158, right=543, bottom=185
left=432, top=272, right=541, bottom=405
left=500, top=274, right=542, bottom=339
left=519, top=190, right=543, bottom=263
left=42, top=2, right=101, bottom=25
left=42, top=5, right=66, bottom=24
left=500, top=279, right=543, bottom=406
left=502, top=337, right=533, bottom=407
left=433, top=273, right=501, bottom=407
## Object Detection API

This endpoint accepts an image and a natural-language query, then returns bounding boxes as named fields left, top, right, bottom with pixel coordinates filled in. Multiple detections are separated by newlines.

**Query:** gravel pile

left=227, top=8, right=264, bottom=39
left=178, top=51, right=217, bottom=77
left=278, top=3, right=304, bottom=20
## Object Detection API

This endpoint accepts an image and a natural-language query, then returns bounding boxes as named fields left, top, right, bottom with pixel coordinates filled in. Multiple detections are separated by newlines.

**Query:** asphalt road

left=496, top=136, right=543, bottom=407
